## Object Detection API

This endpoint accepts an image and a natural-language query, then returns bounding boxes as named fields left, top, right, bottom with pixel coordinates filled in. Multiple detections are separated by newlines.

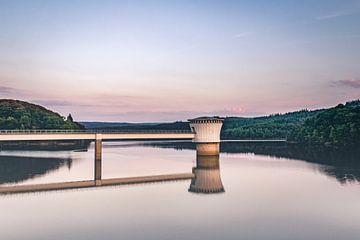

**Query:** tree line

left=221, top=100, right=360, bottom=149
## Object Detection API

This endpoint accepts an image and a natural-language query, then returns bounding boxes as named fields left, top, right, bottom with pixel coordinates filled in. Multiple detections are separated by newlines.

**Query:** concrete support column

left=94, top=134, right=102, bottom=185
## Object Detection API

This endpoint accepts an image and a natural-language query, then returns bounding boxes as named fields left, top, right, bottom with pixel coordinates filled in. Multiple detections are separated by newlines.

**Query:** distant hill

left=221, top=109, right=324, bottom=139
left=221, top=100, right=360, bottom=149
left=84, top=109, right=324, bottom=139
left=0, top=99, right=84, bottom=130
left=81, top=99, right=360, bottom=149
left=81, top=121, right=190, bottom=131
left=81, top=121, right=158, bottom=129
left=289, top=100, right=360, bottom=148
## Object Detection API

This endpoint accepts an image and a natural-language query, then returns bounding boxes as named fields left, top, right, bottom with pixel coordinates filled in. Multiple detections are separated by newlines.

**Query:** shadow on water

left=0, top=155, right=72, bottom=185
left=143, top=141, right=360, bottom=185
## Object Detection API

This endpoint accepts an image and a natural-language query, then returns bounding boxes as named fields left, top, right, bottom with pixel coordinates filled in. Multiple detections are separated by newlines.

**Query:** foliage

left=0, top=99, right=84, bottom=130
left=83, top=121, right=190, bottom=131
left=289, top=100, right=360, bottom=148
left=221, top=109, right=322, bottom=139
left=222, top=100, right=360, bottom=149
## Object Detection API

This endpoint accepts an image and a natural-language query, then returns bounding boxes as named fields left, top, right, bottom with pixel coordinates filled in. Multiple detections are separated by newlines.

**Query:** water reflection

left=0, top=140, right=90, bottom=151
left=189, top=155, right=224, bottom=193
left=1, top=141, right=226, bottom=194
left=144, top=141, right=360, bottom=184
left=0, top=155, right=72, bottom=184
left=1, top=141, right=360, bottom=240
left=1, top=141, right=359, bottom=192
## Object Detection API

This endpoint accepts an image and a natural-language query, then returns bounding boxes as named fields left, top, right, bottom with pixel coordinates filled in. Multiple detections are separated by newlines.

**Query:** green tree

left=67, top=114, right=74, bottom=122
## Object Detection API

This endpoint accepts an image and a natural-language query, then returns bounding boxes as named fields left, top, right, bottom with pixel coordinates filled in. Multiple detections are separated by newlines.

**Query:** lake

left=0, top=141, right=359, bottom=240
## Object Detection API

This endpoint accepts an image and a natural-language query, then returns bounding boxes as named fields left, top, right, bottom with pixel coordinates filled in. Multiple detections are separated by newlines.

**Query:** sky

left=0, top=0, right=360, bottom=122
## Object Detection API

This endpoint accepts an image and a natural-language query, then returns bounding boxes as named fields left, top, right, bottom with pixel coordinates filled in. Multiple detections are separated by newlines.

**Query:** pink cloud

left=332, top=79, right=360, bottom=88
left=0, top=86, right=16, bottom=94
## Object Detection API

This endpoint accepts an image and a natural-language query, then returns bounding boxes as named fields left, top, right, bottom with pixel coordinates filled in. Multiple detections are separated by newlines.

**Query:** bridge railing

left=0, top=129, right=193, bottom=134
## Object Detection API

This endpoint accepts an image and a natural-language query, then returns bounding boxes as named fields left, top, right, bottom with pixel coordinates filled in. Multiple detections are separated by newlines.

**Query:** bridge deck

left=0, top=130, right=195, bottom=141
left=0, top=173, right=195, bottom=194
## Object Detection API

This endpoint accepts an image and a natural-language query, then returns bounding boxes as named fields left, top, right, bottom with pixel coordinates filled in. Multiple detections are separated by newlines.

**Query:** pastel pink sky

left=0, top=1, right=359, bottom=122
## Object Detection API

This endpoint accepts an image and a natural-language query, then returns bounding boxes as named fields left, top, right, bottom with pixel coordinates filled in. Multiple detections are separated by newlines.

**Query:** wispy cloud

left=277, top=40, right=312, bottom=47
left=234, top=31, right=255, bottom=38
left=0, top=86, right=17, bottom=94
left=215, top=106, right=244, bottom=115
left=331, top=79, right=360, bottom=88
left=32, top=93, right=151, bottom=108
left=316, top=11, right=350, bottom=20
left=32, top=99, right=86, bottom=107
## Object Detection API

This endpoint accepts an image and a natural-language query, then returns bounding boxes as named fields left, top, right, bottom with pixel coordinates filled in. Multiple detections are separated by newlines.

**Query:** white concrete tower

left=189, top=117, right=224, bottom=156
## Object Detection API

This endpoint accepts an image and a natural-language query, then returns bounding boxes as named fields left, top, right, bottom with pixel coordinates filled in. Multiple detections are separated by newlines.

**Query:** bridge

left=0, top=129, right=195, bottom=141
left=0, top=117, right=224, bottom=156
left=0, top=117, right=225, bottom=194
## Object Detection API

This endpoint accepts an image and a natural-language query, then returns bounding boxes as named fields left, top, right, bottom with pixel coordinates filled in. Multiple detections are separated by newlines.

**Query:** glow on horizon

left=0, top=0, right=359, bottom=122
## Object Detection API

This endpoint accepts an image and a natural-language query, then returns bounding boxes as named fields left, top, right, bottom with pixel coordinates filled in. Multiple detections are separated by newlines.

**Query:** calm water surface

left=0, top=141, right=359, bottom=240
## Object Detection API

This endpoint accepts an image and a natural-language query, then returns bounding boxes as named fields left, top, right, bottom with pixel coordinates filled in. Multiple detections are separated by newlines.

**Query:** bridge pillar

left=189, top=117, right=224, bottom=156
left=94, top=134, right=102, bottom=185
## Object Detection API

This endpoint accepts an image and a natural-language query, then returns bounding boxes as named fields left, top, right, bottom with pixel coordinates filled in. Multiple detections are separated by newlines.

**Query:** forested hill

left=81, top=121, right=190, bottom=131
left=221, top=109, right=323, bottom=140
left=0, top=99, right=84, bottom=130
left=222, top=100, right=360, bottom=149
left=289, top=100, right=360, bottom=148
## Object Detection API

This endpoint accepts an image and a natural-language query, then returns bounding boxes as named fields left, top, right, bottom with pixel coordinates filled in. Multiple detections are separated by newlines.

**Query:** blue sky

left=0, top=0, right=359, bottom=121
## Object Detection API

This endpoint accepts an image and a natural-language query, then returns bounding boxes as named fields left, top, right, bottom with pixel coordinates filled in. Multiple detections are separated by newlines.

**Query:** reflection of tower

left=189, top=117, right=224, bottom=156
left=189, top=155, right=225, bottom=194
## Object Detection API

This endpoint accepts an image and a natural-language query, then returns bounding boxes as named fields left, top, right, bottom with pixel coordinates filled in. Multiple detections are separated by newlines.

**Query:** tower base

left=196, top=143, right=220, bottom=156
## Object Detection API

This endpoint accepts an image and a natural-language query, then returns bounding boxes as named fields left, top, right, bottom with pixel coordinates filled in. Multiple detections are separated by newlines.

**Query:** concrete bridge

left=0, top=117, right=225, bottom=194
left=0, top=117, right=224, bottom=156
left=0, top=129, right=195, bottom=141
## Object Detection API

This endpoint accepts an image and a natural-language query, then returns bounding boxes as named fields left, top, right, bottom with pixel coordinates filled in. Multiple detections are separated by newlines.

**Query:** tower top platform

left=188, top=116, right=224, bottom=123
left=188, top=116, right=224, bottom=144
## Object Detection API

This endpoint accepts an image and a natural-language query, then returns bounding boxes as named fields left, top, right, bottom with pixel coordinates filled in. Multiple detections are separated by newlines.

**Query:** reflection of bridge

left=0, top=154, right=224, bottom=195
left=0, top=173, right=195, bottom=194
